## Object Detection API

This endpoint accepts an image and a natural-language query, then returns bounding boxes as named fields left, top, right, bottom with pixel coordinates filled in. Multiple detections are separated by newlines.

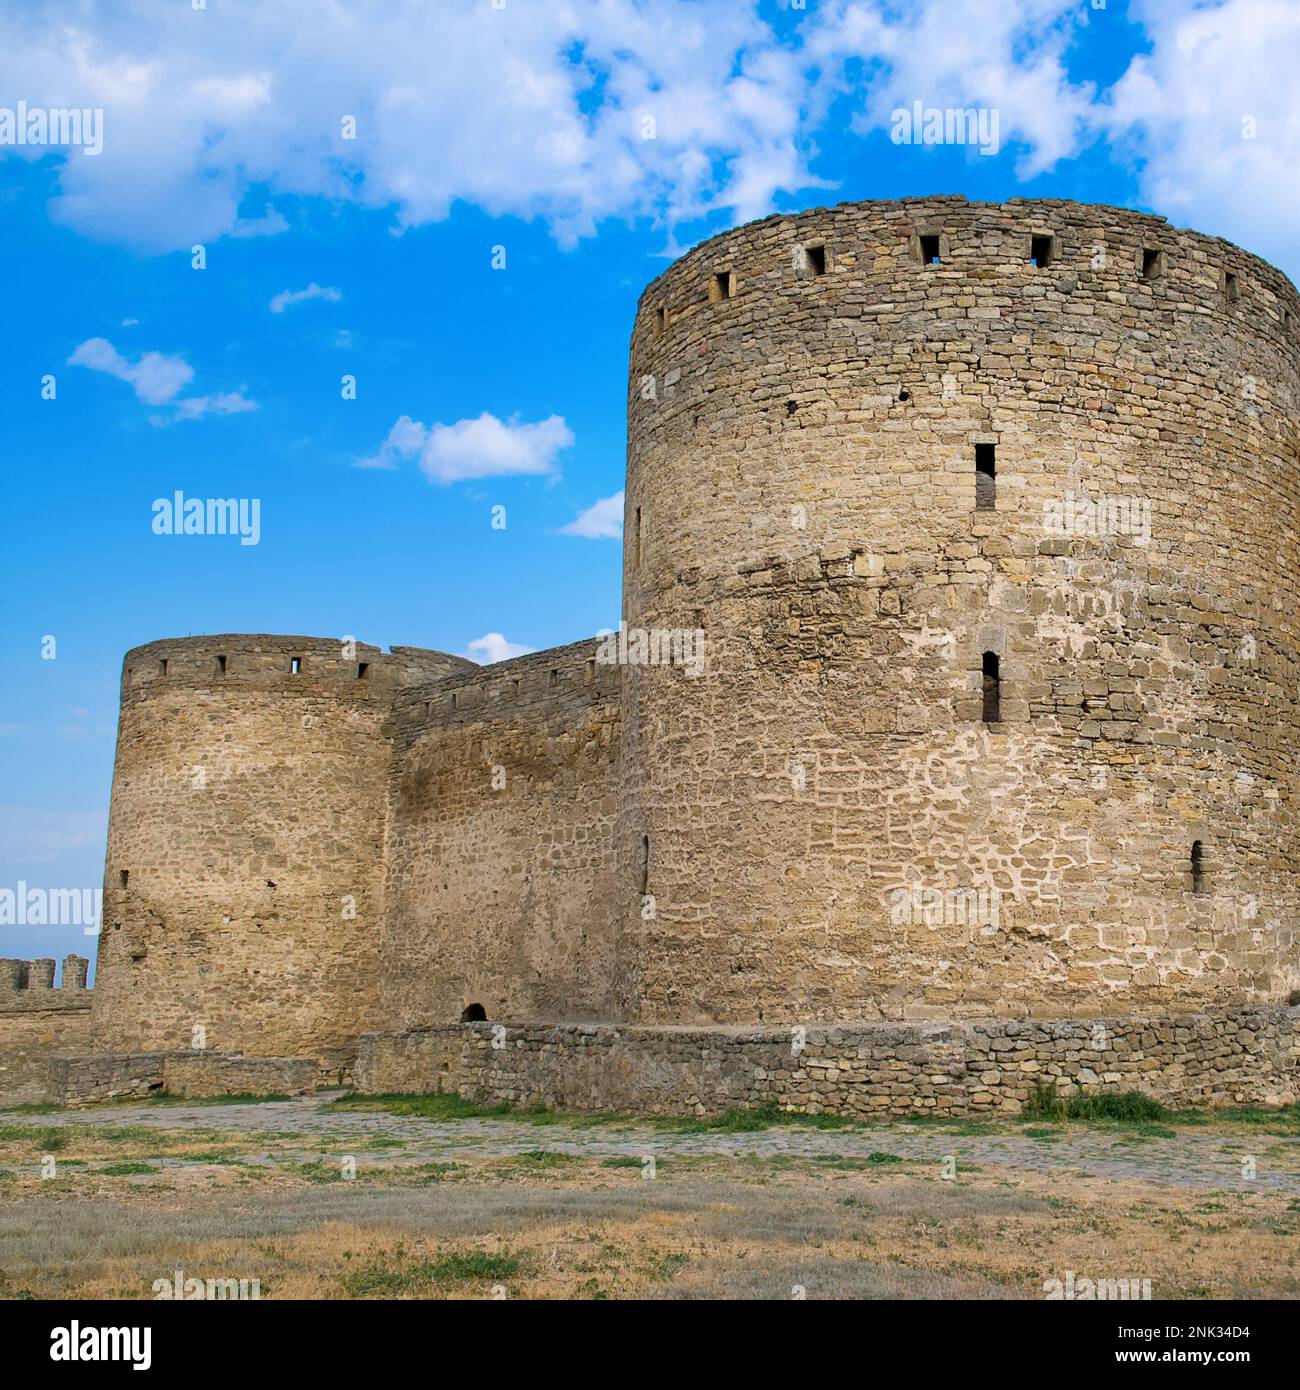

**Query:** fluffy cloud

left=67, top=336, right=192, bottom=404
left=3, top=1, right=1296, bottom=269
left=559, top=490, right=624, bottom=539
left=0, top=0, right=820, bottom=252
left=466, top=633, right=535, bottom=664
left=1098, top=0, right=1300, bottom=268
left=359, top=412, right=574, bottom=483
left=68, top=337, right=256, bottom=421
left=269, top=282, right=341, bottom=313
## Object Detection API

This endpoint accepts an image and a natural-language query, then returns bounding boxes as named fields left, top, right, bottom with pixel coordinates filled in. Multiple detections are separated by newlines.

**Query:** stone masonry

left=6, top=196, right=1298, bottom=1115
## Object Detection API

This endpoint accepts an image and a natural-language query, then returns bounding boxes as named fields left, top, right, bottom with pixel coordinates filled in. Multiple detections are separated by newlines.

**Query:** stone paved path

left=30, top=1095, right=1300, bottom=1193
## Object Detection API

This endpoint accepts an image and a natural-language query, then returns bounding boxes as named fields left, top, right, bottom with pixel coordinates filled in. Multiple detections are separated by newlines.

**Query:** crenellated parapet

left=0, top=955, right=91, bottom=1013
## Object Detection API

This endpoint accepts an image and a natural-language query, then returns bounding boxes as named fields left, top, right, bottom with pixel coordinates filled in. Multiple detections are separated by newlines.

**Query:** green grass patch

left=502, top=1149, right=576, bottom=1169
left=98, top=1161, right=154, bottom=1176
left=148, top=1093, right=295, bottom=1106
left=341, top=1248, right=521, bottom=1297
left=321, top=1092, right=512, bottom=1121
left=1022, top=1082, right=1168, bottom=1124
left=600, top=1155, right=649, bottom=1169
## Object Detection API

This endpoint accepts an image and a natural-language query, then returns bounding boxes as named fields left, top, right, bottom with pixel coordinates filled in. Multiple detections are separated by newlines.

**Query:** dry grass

left=2, top=1105, right=1299, bottom=1299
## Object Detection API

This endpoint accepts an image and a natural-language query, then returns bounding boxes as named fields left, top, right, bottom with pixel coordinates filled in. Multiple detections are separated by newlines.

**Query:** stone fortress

left=3, top=195, right=1299, bottom=1115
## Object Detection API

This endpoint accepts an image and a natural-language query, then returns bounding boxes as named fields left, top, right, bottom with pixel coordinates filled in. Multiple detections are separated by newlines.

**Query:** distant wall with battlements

left=0, top=956, right=93, bottom=1104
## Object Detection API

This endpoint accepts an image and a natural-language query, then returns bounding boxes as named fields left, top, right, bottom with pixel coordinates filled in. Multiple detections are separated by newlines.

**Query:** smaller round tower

left=91, top=635, right=473, bottom=1071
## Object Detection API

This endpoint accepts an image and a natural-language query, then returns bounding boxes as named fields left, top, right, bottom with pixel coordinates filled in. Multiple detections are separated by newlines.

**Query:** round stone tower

left=91, top=635, right=473, bottom=1069
left=618, top=195, right=1300, bottom=1025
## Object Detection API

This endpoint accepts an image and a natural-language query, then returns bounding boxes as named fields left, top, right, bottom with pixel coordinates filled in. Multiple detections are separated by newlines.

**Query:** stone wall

left=48, top=1050, right=317, bottom=1107
left=380, top=640, right=622, bottom=1028
left=0, top=957, right=93, bottom=1105
left=91, top=635, right=474, bottom=1070
left=619, top=195, right=1300, bottom=1024
left=355, top=1004, right=1300, bottom=1117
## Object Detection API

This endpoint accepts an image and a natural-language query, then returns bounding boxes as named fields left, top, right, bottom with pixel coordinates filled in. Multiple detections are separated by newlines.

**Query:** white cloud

left=466, top=632, right=535, bottom=664
left=1098, top=0, right=1300, bottom=267
left=357, top=413, right=427, bottom=470
left=421, top=413, right=573, bottom=484
left=559, top=490, right=624, bottom=539
left=69, top=337, right=256, bottom=421
left=359, top=411, right=574, bottom=482
left=231, top=205, right=289, bottom=238
left=168, top=390, right=258, bottom=422
left=270, top=282, right=342, bottom=313
left=67, top=336, right=192, bottom=404
left=0, top=0, right=824, bottom=252
left=4, top=2, right=1297, bottom=273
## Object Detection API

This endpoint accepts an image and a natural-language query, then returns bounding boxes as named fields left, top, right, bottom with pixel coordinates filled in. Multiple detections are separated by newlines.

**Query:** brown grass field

left=1, top=1093, right=1297, bottom=1301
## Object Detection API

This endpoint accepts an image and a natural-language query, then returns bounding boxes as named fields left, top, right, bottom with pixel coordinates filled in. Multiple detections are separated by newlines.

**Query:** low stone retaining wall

left=354, top=1005, right=1300, bottom=1117
left=161, top=1053, right=316, bottom=1100
left=46, top=1052, right=317, bottom=1107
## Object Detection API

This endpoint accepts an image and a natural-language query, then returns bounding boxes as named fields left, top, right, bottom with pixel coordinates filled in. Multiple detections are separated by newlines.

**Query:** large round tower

left=617, top=195, right=1300, bottom=1024
left=91, top=635, right=473, bottom=1069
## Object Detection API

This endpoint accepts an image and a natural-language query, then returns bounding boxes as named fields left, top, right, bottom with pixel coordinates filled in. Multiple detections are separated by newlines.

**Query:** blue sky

left=2, top=0, right=1297, bottom=970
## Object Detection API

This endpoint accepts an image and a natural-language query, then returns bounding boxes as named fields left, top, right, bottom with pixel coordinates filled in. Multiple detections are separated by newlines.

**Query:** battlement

left=0, top=955, right=91, bottom=1013
left=120, top=634, right=474, bottom=702
left=633, top=195, right=1300, bottom=369
left=395, top=637, right=621, bottom=745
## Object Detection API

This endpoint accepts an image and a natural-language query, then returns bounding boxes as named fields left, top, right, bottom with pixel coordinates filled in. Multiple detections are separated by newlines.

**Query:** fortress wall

left=380, top=640, right=622, bottom=1028
left=355, top=1004, right=1300, bottom=1117
left=621, top=196, right=1300, bottom=1024
left=90, top=636, right=473, bottom=1069
left=0, top=956, right=93, bottom=1104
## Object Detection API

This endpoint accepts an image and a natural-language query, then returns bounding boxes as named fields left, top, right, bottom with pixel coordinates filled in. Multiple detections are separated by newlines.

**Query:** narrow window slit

left=920, top=234, right=941, bottom=265
left=982, top=652, right=1001, bottom=724
left=975, top=443, right=996, bottom=510
left=1031, top=235, right=1053, bottom=268
left=1191, top=841, right=1206, bottom=894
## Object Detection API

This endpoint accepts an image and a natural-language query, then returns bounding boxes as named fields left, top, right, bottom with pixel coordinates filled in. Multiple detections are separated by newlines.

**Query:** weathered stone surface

left=9, top=196, right=1300, bottom=1113
left=354, top=1004, right=1300, bottom=1117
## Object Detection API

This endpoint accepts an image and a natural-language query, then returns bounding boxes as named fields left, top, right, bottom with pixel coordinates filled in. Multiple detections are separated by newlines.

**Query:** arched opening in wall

left=981, top=653, right=1001, bottom=725
left=461, top=1003, right=487, bottom=1022
left=1191, top=841, right=1206, bottom=895
left=640, top=834, right=650, bottom=896
left=975, top=444, right=996, bottom=510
